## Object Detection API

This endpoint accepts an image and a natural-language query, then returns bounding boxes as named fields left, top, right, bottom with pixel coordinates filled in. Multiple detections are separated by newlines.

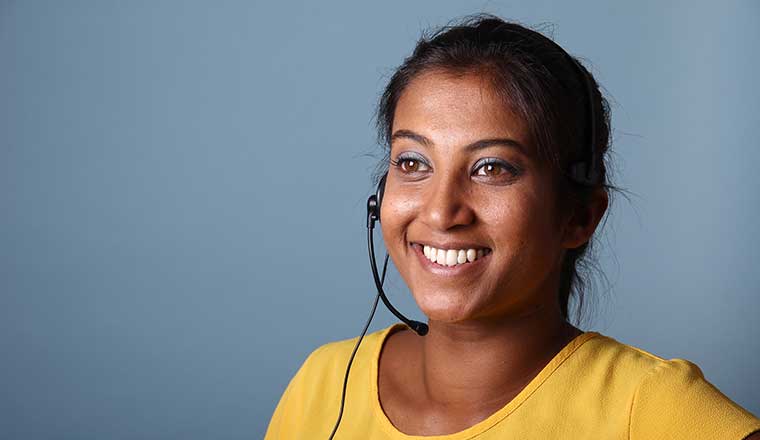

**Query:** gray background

left=2, top=0, right=758, bottom=438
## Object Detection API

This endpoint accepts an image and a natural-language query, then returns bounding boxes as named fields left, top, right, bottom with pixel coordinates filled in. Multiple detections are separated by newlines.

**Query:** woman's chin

left=413, top=290, right=480, bottom=323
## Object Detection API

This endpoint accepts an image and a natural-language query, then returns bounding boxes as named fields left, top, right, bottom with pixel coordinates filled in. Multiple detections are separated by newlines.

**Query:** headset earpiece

left=375, top=173, right=387, bottom=222
left=367, top=173, right=388, bottom=227
left=566, top=57, right=600, bottom=186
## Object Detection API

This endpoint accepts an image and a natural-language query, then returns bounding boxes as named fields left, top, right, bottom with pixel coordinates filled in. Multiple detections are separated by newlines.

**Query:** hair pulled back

left=373, top=13, right=617, bottom=325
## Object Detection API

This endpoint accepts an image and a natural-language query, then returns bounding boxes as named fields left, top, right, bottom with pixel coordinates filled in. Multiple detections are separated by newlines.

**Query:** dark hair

left=373, top=13, right=621, bottom=326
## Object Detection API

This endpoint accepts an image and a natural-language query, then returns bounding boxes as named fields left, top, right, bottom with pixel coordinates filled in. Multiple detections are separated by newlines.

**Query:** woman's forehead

left=392, top=70, right=530, bottom=151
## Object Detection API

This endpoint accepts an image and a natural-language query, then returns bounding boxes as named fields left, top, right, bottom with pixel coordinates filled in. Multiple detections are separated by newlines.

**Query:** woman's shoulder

left=576, top=332, right=760, bottom=439
left=579, top=331, right=698, bottom=376
left=292, top=324, right=400, bottom=384
left=264, top=325, right=400, bottom=439
left=577, top=331, right=723, bottom=397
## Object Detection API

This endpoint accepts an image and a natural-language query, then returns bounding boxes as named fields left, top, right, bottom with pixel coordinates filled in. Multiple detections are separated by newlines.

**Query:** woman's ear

left=561, top=188, right=609, bottom=249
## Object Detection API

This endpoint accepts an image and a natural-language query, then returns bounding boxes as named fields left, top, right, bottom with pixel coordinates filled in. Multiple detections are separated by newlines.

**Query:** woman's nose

left=419, top=173, right=475, bottom=231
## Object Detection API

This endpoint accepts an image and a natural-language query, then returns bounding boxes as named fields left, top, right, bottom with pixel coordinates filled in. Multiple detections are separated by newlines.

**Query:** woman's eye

left=475, top=162, right=507, bottom=176
left=400, top=159, right=422, bottom=172
left=392, top=155, right=430, bottom=174
left=473, top=160, right=521, bottom=180
left=477, top=163, right=502, bottom=176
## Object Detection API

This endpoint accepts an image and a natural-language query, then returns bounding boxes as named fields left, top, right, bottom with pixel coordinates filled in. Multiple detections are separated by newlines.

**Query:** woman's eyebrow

left=390, top=129, right=526, bottom=155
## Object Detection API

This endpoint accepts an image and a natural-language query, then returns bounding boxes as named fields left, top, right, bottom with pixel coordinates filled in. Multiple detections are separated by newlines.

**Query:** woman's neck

left=416, top=304, right=581, bottom=409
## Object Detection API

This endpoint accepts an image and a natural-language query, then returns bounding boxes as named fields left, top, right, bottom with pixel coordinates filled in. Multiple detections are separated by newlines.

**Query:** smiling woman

left=264, top=13, right=760, bottom=440
left=381, top=70, right=588, bottom=328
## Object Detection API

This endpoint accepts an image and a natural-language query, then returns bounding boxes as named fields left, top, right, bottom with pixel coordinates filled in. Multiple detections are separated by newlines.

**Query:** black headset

left=367, top=172, right=430, bottom=336
left=326, top=55, right=600, bottom=440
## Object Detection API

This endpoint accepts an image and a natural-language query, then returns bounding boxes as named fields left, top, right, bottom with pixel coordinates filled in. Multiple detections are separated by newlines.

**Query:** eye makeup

left=472, top=157, right=522, bottom=178
left=390, top=151, right=522, bottom=183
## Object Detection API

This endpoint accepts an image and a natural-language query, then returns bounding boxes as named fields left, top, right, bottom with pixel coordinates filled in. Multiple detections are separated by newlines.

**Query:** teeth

left=421, top=244, right=490, bottom=267
left=436, top=249, right=446, bottom=265
left=446, top=249, right=457, bottom=266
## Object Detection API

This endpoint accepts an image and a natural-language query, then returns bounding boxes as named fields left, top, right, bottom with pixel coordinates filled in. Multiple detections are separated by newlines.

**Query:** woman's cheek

left=382, top=190, right=417, bottom=230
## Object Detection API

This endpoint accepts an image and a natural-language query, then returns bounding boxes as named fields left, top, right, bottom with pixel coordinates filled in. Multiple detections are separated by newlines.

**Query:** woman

left=265, top=14, right=760, bottom=439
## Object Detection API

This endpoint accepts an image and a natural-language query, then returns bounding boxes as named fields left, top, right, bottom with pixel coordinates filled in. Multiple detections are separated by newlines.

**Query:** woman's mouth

left=409, top=242, right=491, bottom=276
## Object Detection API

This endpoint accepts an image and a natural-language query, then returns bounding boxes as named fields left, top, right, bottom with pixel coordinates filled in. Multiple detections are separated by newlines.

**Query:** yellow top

left=264, top=323, right=760, bottom=439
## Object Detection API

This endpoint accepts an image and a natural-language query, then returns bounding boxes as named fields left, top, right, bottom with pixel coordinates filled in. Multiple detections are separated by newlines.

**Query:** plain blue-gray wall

left=1, top=0, right=758, bottom=438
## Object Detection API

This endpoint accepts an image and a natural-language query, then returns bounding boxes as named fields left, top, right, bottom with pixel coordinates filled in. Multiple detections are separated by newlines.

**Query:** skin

left=377, top=69, right=609, bottom=436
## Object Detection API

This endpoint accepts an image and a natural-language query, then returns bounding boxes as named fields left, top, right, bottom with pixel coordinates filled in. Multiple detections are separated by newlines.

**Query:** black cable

left=327, top=252, right=389, bottom=440
left=367, top=211, right=428, bottom=336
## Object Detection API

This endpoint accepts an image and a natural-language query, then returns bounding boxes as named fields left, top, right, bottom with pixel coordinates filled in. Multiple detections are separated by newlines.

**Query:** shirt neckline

left=369, top=323, right=601, bottom=439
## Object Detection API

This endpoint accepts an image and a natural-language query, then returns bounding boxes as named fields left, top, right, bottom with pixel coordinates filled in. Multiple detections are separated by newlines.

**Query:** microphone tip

left=412, top=321, right=429, bottom=336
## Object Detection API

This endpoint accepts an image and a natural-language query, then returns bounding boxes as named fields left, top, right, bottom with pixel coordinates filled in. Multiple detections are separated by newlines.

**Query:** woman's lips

left=409, top=242, right=490, bottom=277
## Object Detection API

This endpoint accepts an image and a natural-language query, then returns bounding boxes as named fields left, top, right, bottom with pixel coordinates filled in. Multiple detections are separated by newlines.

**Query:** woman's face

left=380, top=70, right=574, bottom=324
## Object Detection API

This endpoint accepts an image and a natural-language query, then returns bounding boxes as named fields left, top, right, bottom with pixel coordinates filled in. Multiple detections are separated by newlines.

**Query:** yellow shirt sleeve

left=263, top=361, right=296, bottom=440
left=629, top=358, right=760, bottom=440
left=263, top=346, right=323, bottom=440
